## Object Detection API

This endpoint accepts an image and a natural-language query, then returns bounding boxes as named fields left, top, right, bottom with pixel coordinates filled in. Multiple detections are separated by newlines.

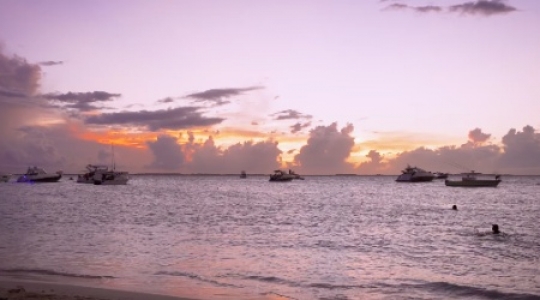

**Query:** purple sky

left=1, top=0, right=540, bottom=174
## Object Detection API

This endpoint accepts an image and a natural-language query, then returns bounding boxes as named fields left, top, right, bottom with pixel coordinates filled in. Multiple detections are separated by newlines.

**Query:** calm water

left=1, top=175, right=539, bottom=300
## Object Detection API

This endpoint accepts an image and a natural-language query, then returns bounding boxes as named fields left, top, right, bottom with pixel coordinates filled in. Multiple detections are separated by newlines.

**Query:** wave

left=154, top=271, right=240, bottom=288
left=415, top=281, right=540, bottom=300
left=235, top=274, right=540, bottom=299
left=0, top=268, right=114, bottom=279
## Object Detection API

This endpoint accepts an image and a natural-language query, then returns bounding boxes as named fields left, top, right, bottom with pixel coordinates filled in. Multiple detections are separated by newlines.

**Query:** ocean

left=1, top=175, right=539, bottom=300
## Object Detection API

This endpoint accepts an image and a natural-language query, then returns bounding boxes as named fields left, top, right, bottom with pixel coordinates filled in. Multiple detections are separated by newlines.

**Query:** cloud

left=85, top=106, right=225, bottom=131
left=499, top=125, right=540, bottom=170
left=273, top=109, right=313, bottom=121
left=293, top=123, right=356, bottom=174
left=43, top=91, right=121, bottom=112
left=185, top=86, right=263, bottom=106
left=147, top=135, right=185, bottom=170
left=290, top=122, right=311, bottom=134
left=468, top=128, right=491, bottom=145
left=0, top=49, right=41, bottom=101
left=157, top=97, right=175, bottom=103
left=356, top=150, right=387, bottom=174
left=38, top=61, right=63, bottom=66
left=449, top=0, right=517, bottom=16
left=383, top=0, right=516, bottom=16
left=187, top=136, right=282, bottom=174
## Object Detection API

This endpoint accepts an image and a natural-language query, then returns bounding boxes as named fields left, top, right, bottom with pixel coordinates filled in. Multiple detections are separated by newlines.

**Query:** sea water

left=0, top=175, right=539, bottom=300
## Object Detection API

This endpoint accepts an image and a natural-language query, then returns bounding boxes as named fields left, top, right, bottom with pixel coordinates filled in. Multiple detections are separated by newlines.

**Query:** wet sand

left=0, top=279, right=199, bottom=300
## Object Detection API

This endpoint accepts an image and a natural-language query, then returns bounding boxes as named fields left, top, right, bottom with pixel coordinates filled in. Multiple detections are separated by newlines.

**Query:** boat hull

left=445, top=179, right=501, bottom=187
left=396, top=174, right=434, bottom=182
left=17, top=174, right=62, bottom=183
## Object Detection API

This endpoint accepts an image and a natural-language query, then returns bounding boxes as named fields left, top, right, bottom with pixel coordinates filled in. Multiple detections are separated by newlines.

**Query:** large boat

left=396, top=165, right=434, bottom=182
left=1, top=173, right=11, bottom=182
left=445, top=171, right=501, bottom=187
left=16, top=167, right=62, bottom=183
left=269, top=170, right=295, bottom=182
left=77, top=164, right=129, bottom=185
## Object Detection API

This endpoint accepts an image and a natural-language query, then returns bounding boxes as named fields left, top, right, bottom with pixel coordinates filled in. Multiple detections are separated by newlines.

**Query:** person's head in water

left=452, top=205, right=457, bottom=210
left=492, top=224, right=500, bottom=234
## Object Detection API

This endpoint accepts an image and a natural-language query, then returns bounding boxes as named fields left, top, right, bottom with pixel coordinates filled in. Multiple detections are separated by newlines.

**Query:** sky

left=1, top=0, right=540, bottom=175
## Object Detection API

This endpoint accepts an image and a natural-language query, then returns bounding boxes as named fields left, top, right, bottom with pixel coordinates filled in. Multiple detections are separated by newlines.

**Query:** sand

left=0, top=279, right=200, bottom=300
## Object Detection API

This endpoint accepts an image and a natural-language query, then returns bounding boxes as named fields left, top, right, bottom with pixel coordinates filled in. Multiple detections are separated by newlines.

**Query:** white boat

left=1, top=173, right=11, bottom=182
left=445, top=171, right=501, bottom=187
left=76, top=164, right=129, bottom=185
left=16, top=166, right=62, bottom=183
left=396, top=165, right=434, bottom=182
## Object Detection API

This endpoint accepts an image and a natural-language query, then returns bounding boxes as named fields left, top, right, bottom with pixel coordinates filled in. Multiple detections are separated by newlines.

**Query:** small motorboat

left=240, top=170, right=247, bottom=178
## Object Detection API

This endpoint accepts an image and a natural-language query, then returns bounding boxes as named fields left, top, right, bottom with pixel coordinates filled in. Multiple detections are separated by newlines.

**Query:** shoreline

left=0, top=279, right=201, bottom=300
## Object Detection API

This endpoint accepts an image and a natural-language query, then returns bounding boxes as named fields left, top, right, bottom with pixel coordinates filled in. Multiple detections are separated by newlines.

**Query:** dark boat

left=445, top=171, right=501, bottom=187
left=16, top=166, right=62, bottom=183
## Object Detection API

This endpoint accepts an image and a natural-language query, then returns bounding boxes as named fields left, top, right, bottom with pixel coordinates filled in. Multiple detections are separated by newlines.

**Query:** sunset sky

left=1, top=0, right=540, bottom=175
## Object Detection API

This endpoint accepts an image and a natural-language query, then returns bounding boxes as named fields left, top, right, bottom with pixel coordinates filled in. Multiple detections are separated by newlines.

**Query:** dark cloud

left=290, top=121, right=311, bottom=134
left=384, top=3, right=443, bottom=13
left=449, top=0, right=517, bottom=16
left=273, top=109, right=313, bottom=121
left=0, top=48, right=49, bottom=140
left=38, top=61, right=63, bottom=66
left=43, top=91, right=121, bottom=111
left=0, top=49, right=41, bottom=102
left=294, top=123, right=356, bottom=174
left=384, top=0, right=516, bottom=16
left=468, top=128, right=491, bottom=145
left=185, top=86, right=263, bottom=107
left=147, top=135, right=185, bottom=170
left=157, top=97, right=175, bottom=103
left=85, top=106, right=225, bottom=131
left=0, top=89, right=27, bottom=98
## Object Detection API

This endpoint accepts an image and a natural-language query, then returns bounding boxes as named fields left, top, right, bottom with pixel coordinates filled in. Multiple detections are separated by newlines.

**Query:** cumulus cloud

left=85, top=106, right=225, bottom=131
left=356, top=150, right=387, bottom=174
left=38, top=61, right=63, bottom=66
left=273, top=109, right=313, bottom=121
left=187, top=137, right=282, bottom=174
left=147, top=135, right=185, bottom=170
left=0, top=49, right=41, bottom=101
left=468, top=128, right=491, bottom=145
left=449, top=0, right=517, bottom=16
left=185, top=86, right=263, bottom=106
left=499, top=125, right=540, bottom=170
left=43, top=91, right=121, bottom=112
left=294, top=123, right=356, bottom=174
left=290, top=122, right=311, bottom=134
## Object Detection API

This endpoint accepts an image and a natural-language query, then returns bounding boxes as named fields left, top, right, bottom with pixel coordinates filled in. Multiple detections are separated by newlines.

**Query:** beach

left=0, top=279, right=197, bottom=300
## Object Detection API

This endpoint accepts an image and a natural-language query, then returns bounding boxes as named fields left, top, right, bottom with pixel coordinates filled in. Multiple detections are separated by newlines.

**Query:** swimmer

left=452, top=205, right=457, bottom=210
left=492, top=224, right=500, bottom=234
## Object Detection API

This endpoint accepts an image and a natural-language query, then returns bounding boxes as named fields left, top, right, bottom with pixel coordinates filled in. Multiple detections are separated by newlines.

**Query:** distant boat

left=240, top=170, right=247, bottom=178
left=434, top=172, right=449, bottom=179
left=396, top=165, right=434, bottom=182
left=76, top=164, right=129, bottom=185
left=445, top=171, right=501, bottom=187
left=16, top=167, right=62, bottom=183
left=1, top=173, right=11, bottom=182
